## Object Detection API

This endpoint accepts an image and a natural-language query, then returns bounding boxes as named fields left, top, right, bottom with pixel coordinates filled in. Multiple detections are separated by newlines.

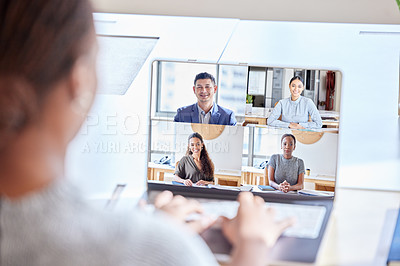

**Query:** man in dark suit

left=174, top=72, right=237, bottom=125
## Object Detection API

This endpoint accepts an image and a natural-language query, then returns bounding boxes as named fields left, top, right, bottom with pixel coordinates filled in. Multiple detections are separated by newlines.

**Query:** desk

left=148, top=162, right=175, bottom=181
left=305, top=175, right=336, bottom=192
left=148, top=163, right=242, bottom=186
left=322, top=120, right=340, bottom=128
left=241, top=167, right=335, bottom=191
left=317, top=188, right=400, bottom=265
left=149, top=163, right=336, bottom=190
left=243, top=107, right=271, bottom=125
left=243, top=116, right=267, bottom=125
left=241, top=166, right=267, bottom=185
left=214, top=172, right=242, bottom=187
left=243, top=108, right=340, bottom=128
left=320, top=111, right=340, bottom=128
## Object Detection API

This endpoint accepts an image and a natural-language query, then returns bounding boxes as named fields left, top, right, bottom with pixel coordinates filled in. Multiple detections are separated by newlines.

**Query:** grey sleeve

left=298, top=158, right=305, bottom=175
left=174, top=158, right=186, bottom=178
left=267, top=154, right=277, bottom=170
left=267, top=101, right=290, bottom=128
left=123, top=212, right=219, bottom=266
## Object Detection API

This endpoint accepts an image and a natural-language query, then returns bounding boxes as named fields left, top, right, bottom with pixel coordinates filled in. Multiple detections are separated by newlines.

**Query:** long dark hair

left=186, top=132, right=214, bottom=181
left=0, top=0, right=94, bottom=150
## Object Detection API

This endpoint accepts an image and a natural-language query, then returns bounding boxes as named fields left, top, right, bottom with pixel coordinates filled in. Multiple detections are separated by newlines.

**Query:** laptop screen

left=147, top=60, right=340, bottom=196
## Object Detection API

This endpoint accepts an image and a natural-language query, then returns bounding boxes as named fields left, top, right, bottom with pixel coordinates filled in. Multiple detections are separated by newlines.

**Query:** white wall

left=295, top=133, right=338, bottom=177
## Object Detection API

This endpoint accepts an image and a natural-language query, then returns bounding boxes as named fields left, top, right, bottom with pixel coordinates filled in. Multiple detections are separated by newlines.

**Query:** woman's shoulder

left=293, top=156, right=304, bottom=164
left=300, top=96, right=314, bottom=105
left=180, top=155, right=192, bottom=163
left=279, top=98, right=291, bottom=104
left=269, top=154, right=280, bottom=162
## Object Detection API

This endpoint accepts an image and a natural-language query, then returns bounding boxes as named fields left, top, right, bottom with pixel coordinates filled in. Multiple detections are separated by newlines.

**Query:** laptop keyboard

left=195, top=200, right=326, bottom=239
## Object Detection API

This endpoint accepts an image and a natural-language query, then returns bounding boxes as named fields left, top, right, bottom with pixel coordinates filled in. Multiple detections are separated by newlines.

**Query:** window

left=156, top=61, right=217, bottom=115
left=97, top=35, right=158, bottom=95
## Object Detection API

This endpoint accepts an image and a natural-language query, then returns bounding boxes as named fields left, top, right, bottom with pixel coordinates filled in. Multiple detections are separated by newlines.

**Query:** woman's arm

left=288, top=172, right=304, bottom=191
left=267, top=101, right=290, bottom=128
left=269, top=165, right=297, bottom=193
left=173, top=175, right=193, bottom=186
left=174, top=159, right=193, bottom=186
left=195, top=180, right=213, bottom=186
left=172, top=174, right=186, bottom=183
left=268, top=165, right=280, bottom=190
left=287, top=158, right=305, bottom=191
left=299, top=99, right=322, bottom=129
left=289, top=122, right=305, bottom=129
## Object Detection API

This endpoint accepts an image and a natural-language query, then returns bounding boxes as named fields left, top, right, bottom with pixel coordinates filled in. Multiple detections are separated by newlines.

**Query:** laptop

left=147, top=182, right=333, bottom=264
left=146, top=60, right=340, bottom=264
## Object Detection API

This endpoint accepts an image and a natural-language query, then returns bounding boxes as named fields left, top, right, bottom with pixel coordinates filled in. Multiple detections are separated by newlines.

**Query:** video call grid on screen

left=148, top=60, right=341, bottom=190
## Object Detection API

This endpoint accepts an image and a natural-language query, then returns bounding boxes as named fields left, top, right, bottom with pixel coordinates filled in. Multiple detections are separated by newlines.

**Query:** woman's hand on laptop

left=221, top=192, right=295, bottom=248
left=154, top=190, right=216, bottom=233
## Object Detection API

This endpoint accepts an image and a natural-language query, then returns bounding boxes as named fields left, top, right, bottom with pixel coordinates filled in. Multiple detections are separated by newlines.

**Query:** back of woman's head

left=0, top=0, right=93, bottom=149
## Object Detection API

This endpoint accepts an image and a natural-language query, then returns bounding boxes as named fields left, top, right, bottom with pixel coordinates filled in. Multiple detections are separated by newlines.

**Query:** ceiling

left=92, top=0, right=400, bottom=24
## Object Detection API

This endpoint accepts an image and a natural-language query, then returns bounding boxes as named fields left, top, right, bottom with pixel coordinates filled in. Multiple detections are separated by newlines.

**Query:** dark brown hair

left=281, top=133, right=296, bottom=145
left=0, top=0, right=94, bottom=149
left=186, top=132, right=214, bottom=181
left=194, top=72, right=216, bottom=86
left=289, top=75, right=304, bottom=86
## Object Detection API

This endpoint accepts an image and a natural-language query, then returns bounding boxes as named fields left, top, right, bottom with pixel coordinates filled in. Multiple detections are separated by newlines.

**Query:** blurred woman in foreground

left=0, top=1, right=293, bottom=265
